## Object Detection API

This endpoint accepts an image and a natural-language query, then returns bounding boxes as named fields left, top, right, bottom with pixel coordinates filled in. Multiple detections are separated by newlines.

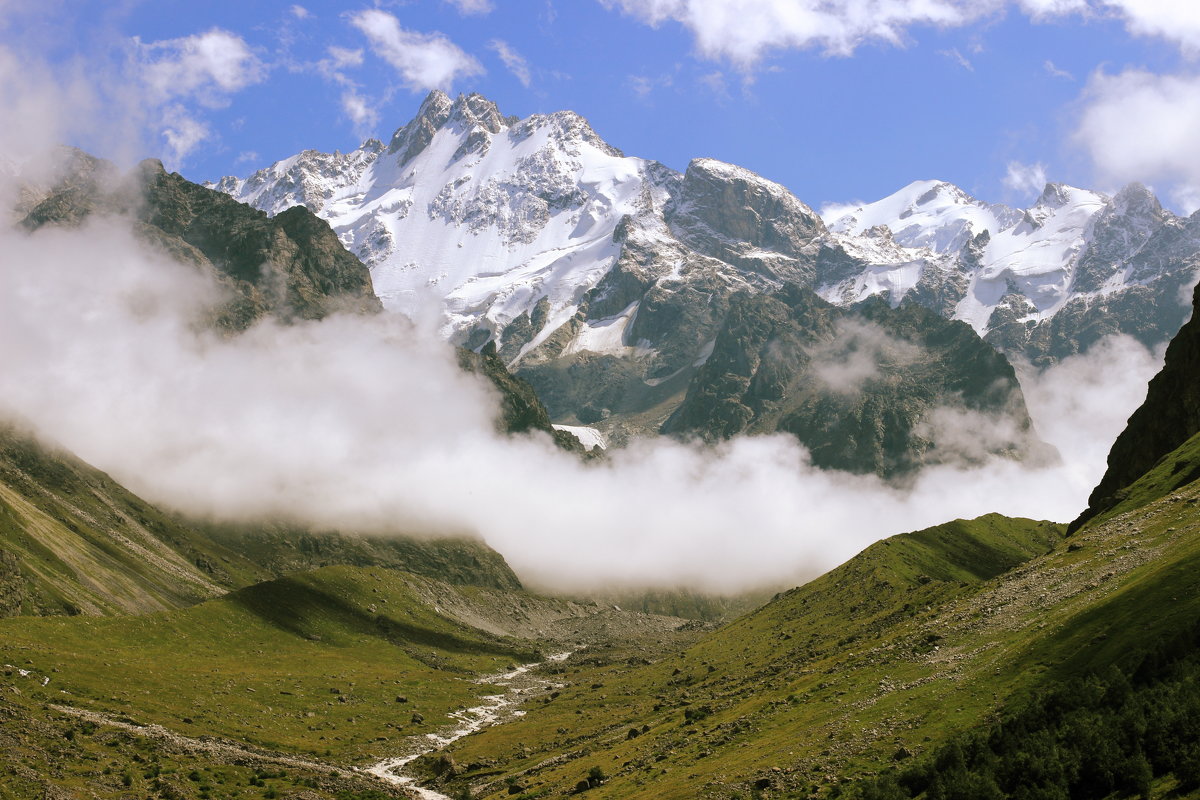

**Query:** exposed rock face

left=663, top=288, right=1047, bottom=477
left=1073, top=281, right=1200, bottom=529
left=209, top=91, right=1200, bottom=473
left=457, top=344, right=586, bottom=454
left=664, top=158, right=824, bottom=284
left=20, top=150, right=383, bottom=331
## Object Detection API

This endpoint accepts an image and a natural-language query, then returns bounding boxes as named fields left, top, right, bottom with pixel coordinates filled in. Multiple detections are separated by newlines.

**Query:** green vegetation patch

left=0, top=565, right=539, bottom=767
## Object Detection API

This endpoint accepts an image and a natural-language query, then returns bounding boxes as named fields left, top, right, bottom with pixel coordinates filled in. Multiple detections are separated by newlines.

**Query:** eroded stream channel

left=365, top=651, right=573, bottom=798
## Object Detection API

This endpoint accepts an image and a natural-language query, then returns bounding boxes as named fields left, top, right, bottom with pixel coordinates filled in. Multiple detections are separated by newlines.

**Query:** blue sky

left=8, top=0, right=1200, bottom=212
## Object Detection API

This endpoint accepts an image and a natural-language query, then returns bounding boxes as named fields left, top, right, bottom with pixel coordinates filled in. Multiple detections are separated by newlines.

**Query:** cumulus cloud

left=132, top=28, right=266, bottom=166
left=1002, top=160, right=1048, bottom=197
left=1073, top=69, right=1200, bottom=204
left=600, top=0, right=996, bottom=66
left=136, top=28, right=265, bottom=107
left=350, top=9, right=483, bottom=92
left=489, top=39, right=532, bottom=87
left=341, top=89, right=380, bottom=135
left=598, top=1, right=1200, bottom=71
left=1099, top=0, right=1200, bottom=55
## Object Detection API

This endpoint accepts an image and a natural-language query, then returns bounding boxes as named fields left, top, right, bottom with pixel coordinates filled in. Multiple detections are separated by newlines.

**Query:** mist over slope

left=0, top=168, right=1163, bottom=592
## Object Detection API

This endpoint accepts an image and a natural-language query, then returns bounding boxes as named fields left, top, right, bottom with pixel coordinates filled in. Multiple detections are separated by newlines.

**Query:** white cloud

left=0, top=171, right=1167, bottom=593
left=1170, top=185, right=1200, bottom=216
left=1073, top=69, right=1200, bottom=199
left=818, top=199, right=864, bottom=225
left=489, top=39, right=532, bottom=87
left=341, top=89, right=379, bottom=136
left=131, top=28, right=265, bottom=168
left=350, top=9, right=483, bottom=92
left=1002, top=160, right=1048, bottom=197
left=317, top=45, right=364, bottom=86
left=235, top=150, right=259, bottom=165
left=290, top=5, right=311, bottom=19
left=1044, top=59, right=1074, bottom=80
left=312, top=46, right=378, bottom=136
left=445, top=0, right=494, bottom=14
left=137, top=28, right=265, bottom=107
left=0, top=67, right=1168, bottom=592
left=1017, top=0, right=1089, bottom=19
left=939, top=47, right=973, bottom=71
left=599, top=1, right=1200, bottom=71
left=627, top=72, right=674, bottom=101
left=1100, top=0, right=1200, bottom=55
left=158, top=104, right=211, bottom=165
left=601, top=0, right=997, bottom=67
left=808, top=319, right=919, bottom=396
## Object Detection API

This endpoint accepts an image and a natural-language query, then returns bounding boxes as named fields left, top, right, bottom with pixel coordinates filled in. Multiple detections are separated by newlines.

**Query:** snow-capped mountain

left=211, top=92, right=654, bottom=352
left=211, top=90, right=1200, bottom=440
left=821, top=179, right=1193, bottom=343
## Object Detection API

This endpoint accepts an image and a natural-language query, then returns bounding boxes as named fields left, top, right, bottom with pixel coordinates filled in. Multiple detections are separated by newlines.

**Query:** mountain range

left=211, top=91, right=1200, bottom=452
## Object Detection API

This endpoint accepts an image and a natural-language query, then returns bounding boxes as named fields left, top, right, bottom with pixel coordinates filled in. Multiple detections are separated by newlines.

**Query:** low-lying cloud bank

left=0, top=204, right=1164, bottom=593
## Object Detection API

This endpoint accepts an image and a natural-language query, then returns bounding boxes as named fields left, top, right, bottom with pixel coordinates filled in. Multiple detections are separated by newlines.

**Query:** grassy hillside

left=0, top=420, right=529, bottom=622
left=1073, top=429, right=1200, bottom=530
left=410, top=493, right=1200, bottom=799
left=0, top=422, right=268, bottom=617
left=413, top=514, right=1062, bottom=798
left=0, top=566, right=536, bottom=764
left=0, top=561, right=700, bottom=799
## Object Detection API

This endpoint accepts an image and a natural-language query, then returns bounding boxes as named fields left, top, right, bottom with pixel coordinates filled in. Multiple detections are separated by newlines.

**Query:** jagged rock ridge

left=210, top=91, right=1199, bottom=460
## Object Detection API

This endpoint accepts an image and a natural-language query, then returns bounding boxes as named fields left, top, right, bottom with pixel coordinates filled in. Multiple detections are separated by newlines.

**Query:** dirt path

left=50, top=703, right=355, bottom=778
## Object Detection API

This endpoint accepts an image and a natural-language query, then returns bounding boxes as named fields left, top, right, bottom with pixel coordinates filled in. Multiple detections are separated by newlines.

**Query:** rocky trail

left=367, top=651, right=574, bottom=799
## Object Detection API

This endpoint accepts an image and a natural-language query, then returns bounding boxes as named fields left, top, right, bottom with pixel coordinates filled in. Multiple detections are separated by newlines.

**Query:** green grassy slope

left=0, top=423, right=268, bottom=617
left=1074, top=429, right=1200, bottom=530
left=0, top=419, right=531, bottom=620
left=418, top=515, right=1063, bottom=798
left=415, top=492, right=1200, bottom=799
left=0, top=561, right=702, bottom=800
left=0, top=565, right=538, bottom=780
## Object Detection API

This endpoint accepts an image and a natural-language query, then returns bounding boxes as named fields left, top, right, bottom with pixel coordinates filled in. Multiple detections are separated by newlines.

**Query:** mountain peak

left=386, top=90, right=454, bottom=163
left=1033, top=182, right=1108, bottom=211
left=911, top=180, right=974, bottom=208
left=448, top=92, right=507, bottom=134
left=1110, top=182, right=1163, bottom=218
